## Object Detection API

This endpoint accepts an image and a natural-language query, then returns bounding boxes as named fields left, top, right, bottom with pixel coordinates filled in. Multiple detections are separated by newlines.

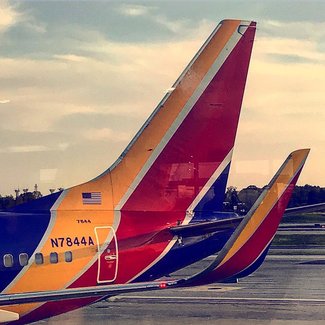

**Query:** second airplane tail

left=185, top=149, right=310, bottom=285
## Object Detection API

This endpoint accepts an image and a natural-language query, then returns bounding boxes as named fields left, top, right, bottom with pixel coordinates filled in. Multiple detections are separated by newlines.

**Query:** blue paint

left=10, top=191, right=62, bottom=213
left=235, top=244, right=271, bottom=279
left=135, top=228, right=235, bottom=282
left=0, top=193, right=60, bottom=291
left=193, top=164, right=231, bottom=221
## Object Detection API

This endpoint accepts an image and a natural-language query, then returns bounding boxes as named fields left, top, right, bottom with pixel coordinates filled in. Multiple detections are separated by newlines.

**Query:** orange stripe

left=219, top=149, right=309, bottom=267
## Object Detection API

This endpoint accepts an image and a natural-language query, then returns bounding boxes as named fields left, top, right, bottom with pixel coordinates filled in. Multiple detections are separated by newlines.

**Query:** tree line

left=224, top=184, right=325, bottom=214
left=0, top=186, right=63, bottom=211
left=0, top=184, right=324, bottom=212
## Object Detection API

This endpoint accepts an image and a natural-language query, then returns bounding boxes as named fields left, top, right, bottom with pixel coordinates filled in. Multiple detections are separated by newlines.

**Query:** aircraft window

left=3, top=254, right=14, bottom=268
left=65, top=251, right=73, bottom=263
left=19, top=253, right=29, bottom=266
left=35, top=253, right=44, bottom=265
left=50, top=252, right=58, bottom=264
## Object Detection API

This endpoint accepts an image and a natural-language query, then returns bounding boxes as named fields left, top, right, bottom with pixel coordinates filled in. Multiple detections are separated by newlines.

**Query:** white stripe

left=182, top=149, right=233, bottom=226
left=116, top=25, right=246, bottom=211
left=127, top=237, right=178, bottom=283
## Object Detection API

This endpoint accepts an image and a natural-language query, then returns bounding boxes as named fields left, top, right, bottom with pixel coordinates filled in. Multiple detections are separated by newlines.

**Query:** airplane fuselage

left=0, top=196, right=234, bottom=323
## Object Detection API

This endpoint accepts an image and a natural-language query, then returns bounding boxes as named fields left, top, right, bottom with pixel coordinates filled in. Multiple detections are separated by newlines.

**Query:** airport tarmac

left=42, top=254, right=325, bottom=325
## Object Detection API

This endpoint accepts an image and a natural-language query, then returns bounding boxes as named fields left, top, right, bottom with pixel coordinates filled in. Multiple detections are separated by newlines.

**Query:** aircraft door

left=94, top=226, right=118, bottom=284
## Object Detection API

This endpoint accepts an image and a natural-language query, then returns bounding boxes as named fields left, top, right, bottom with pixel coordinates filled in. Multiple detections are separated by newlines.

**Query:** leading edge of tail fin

left=185, top=149, right=310, bottom=285
left=108, top=20, right=257, bottom=213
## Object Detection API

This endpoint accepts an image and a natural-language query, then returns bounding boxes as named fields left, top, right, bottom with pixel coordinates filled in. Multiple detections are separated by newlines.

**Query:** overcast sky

left=0, top=0, right=324, bottom=195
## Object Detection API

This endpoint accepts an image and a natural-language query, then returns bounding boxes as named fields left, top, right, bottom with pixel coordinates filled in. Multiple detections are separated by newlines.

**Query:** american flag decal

left=82, top=192, right=102, bottom=205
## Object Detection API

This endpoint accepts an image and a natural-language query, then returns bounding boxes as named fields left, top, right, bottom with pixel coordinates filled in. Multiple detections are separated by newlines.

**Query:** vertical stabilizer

left=111, top=20, right=257, bottom=216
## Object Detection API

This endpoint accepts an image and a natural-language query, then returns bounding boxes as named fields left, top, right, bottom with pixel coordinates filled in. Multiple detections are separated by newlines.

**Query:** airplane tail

left=50, top=19, right=256, bottom=285
left=185, top=149, right=310, bottom=285
left=109, top=19, right=257, bottom=219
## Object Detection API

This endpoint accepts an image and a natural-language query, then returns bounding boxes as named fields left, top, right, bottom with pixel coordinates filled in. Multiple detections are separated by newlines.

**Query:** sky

left=0, top=0, right=324, bottom=195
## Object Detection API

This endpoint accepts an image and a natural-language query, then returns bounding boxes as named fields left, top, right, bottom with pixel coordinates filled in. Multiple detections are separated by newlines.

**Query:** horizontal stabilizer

left=170, top=217, right=243, bottom=237
left=285, top=202, right=325, bottom=215
left=183, top=149, right=310, bottom=285
left=0, top=281, right=179, bottom=306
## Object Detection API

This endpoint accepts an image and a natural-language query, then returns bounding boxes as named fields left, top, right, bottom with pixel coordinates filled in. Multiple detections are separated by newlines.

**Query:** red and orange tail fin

left=186, top=149, right=310, bottom=285
left=109, top=20, right=257, bottom=215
